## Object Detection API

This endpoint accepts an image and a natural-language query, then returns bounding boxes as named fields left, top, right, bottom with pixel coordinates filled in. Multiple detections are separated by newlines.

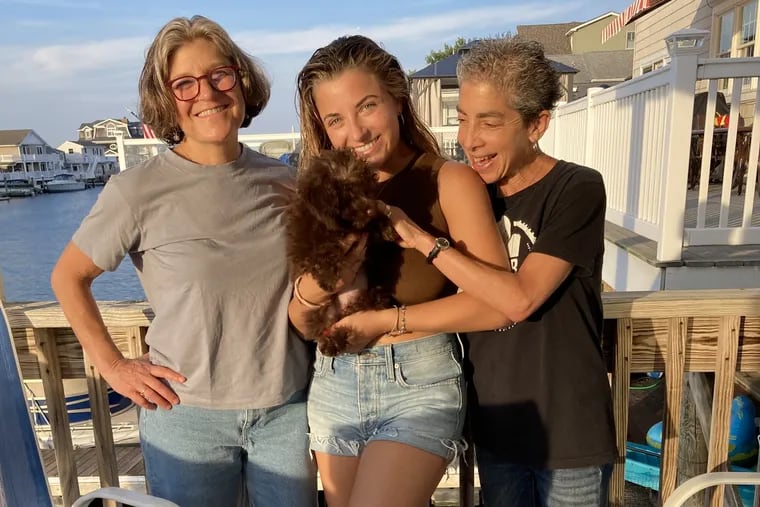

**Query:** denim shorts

left=307, top=332, right=466, bottom=461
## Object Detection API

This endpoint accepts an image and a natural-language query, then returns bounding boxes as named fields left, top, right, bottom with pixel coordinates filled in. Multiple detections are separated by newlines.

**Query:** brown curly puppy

left=287, top=149, right=399, bottom=355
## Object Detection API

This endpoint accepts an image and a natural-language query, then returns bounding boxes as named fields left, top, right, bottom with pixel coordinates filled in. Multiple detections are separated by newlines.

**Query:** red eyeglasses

left=166, top=65, right=239, bottom=101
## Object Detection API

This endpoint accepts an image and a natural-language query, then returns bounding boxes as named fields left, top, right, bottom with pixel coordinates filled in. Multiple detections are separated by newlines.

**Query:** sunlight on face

left=313, top=68, right=403, bottom=169
left=456, top=79, right=533, bottom=185
left=169, top=38, right=244, bottom=156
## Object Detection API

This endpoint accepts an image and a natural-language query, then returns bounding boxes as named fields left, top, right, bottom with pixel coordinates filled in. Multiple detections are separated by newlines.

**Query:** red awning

left=601, top=0, right=670, bottom=44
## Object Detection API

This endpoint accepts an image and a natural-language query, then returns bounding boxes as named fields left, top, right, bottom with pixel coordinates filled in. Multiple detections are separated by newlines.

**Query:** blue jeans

left=308, top=333, right=466, bottom=461
left=477, top=446, right=612, bottom=507
left=139, top=389, right=317, bottom=507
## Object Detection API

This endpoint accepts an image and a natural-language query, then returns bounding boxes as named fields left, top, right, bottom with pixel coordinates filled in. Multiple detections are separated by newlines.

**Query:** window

left=718, top=10, right=734, bottom=58
left=715, top=1, right=758, bottom=87
left=441, top=89, right=459, bottom=126
left=36, top=146, right=43, bottom=155
left=106, top=126, right=116, bottom=137
left=626, top=31, right=635, bottom=50
left=84, top=129, right=92, bottom=139
left=68, top=148, right=74, bottom=154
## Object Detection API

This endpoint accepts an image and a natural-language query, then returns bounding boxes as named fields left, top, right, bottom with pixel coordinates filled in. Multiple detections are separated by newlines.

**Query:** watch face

left=437, top=237, right=450, bottom=249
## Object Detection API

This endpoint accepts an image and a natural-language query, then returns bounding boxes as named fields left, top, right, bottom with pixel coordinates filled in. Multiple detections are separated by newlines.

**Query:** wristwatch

left=426, top=237, right=451, bottom=264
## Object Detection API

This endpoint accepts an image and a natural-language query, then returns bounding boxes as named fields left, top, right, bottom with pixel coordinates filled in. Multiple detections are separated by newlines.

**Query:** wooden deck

left=606, top=184, right=760, bottom=268
left=42, top=445, right=144, bottom=478
left=684, top=184, right=760, bottom=228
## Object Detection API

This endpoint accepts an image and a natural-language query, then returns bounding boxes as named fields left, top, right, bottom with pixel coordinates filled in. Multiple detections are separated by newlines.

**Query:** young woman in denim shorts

left=342, top=39, right=617, bottom=507
left=289, top=36, right=509, bottom=506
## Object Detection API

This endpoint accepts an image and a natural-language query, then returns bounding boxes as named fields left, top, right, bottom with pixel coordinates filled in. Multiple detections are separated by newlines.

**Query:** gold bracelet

left=389, top=305, right=408, bottom=336
left=293, top=276, right=324, bottom=309
left=388, top=305, right=400, bottom=335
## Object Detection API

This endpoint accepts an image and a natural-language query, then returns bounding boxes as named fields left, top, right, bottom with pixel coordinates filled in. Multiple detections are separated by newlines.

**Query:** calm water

left=0, top=188, right=145, bottom=302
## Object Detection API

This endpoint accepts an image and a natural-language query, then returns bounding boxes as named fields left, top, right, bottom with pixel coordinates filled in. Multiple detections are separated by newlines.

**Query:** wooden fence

left=6, top=288, right=760, bottom=506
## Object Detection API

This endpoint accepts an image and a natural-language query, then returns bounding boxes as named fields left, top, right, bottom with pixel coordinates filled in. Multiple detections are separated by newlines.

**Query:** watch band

left=426, top=237, right=450, bottom=264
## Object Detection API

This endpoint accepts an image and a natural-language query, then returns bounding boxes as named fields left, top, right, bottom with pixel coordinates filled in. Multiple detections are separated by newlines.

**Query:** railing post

left=115, top=131, right=126, bottom=173
left=585, top=87, right=604, bottom=169
left=657, top=29, right=709, bottom=262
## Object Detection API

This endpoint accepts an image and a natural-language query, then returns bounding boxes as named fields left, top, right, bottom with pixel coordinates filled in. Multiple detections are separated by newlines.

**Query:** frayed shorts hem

left=308, top=430, right=466, bottom=463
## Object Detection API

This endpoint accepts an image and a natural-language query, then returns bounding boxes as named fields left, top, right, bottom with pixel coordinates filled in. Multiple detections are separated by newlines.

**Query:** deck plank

left=42, top=445, right=143, bottom=478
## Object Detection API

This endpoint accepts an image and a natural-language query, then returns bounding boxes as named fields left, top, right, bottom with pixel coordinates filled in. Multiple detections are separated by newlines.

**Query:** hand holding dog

left=331, top=308, right=394, bottom=353
left=334, top=233, right=368, bottom=292
left=377, top=201, right=431, bottom=251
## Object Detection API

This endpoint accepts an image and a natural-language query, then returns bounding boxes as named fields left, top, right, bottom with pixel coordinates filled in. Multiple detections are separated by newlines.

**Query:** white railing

left=542, top=30, right=760, bottom=261
left=0, top=154, right=63, bottom=164
left=115, top=127, right=463, bottom=173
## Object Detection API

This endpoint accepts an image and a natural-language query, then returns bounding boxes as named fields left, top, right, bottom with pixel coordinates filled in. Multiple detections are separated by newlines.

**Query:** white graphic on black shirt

left=499, top=216, right=536, bottom=271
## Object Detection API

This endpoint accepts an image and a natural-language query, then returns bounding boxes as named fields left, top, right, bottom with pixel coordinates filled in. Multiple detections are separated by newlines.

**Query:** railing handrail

left=6, top=288, right=760, bottom=505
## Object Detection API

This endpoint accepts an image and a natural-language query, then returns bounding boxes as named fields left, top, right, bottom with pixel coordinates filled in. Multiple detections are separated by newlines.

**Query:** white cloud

left=234, top=2, right=582, bottom=55
left=0, top=2, right=585, bottom=142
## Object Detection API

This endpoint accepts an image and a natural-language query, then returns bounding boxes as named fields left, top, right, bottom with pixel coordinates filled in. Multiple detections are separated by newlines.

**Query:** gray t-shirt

left=73, top=146, right=311, bottom=410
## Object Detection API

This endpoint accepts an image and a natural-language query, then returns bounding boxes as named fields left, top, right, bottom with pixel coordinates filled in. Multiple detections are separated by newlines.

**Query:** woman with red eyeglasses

left=51, top=16, right=316, bottom=507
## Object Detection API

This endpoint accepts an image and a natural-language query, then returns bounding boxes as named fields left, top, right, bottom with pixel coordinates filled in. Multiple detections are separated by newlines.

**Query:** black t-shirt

left=466, top=160, right=617, bottom=469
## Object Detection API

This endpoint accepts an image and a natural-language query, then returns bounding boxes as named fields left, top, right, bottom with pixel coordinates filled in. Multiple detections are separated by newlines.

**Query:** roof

left=0, top=129, right=33, bottom=146
left=515, top=22, right=581, bottom=54
left=565, top=12, right=617, bottom=35
left=602, top=0, right=672, bottom=43
left=62, top=139, right=101, bottom=147
left=411, top=42, right=578, bottom=79
left=548, top=51, right=633, bottom=84
left=78, top=117, right=129, bottom=130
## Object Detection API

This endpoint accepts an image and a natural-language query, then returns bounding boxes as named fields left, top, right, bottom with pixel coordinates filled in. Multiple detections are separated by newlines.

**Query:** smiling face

left=312, top=68, right=408, bottom=171
left=168, top=38, right=244, bottom=160
left=456, top=79, right=540, bottom=186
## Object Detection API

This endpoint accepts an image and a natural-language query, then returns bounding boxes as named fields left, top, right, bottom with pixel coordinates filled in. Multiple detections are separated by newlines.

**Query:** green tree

left=425, top=37, right=468, bottom=64
left=424, top=32, right=514, bottom=65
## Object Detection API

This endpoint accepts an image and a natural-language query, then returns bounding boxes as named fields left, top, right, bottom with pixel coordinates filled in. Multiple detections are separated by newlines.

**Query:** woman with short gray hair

left=377, top=38, right=616, bottom=506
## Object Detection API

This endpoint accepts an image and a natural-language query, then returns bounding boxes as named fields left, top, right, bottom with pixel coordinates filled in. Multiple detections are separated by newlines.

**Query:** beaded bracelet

left=293, top=276, right=324, bottom=309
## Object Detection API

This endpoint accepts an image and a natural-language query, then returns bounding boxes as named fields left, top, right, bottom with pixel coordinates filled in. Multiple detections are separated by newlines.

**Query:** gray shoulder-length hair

left=139, top=15, right=270, bottom=144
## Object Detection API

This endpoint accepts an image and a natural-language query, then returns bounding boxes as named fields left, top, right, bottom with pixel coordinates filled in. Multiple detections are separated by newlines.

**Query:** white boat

left=45, top=173, right=86, bottom=193
left=24, top=379, right=137, bottom=449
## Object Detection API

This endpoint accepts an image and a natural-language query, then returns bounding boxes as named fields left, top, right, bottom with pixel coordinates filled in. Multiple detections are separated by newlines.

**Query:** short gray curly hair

left=457, top=38, right=562, bottom=124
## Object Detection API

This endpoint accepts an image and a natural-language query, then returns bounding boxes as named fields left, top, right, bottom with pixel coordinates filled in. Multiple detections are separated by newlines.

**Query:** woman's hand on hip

left=103, top=355, right=186, bottom=410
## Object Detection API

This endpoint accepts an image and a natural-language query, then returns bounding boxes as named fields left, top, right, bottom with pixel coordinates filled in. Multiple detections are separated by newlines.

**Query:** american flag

left=142, top=123, right=156, bottom=139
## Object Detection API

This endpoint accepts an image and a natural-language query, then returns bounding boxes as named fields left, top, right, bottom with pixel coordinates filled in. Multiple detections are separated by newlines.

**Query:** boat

left=0, top=179, right=36, bottom=198
left=44, top=173, right=86, bottom=193
left=24, top=379, right=137, bottom=449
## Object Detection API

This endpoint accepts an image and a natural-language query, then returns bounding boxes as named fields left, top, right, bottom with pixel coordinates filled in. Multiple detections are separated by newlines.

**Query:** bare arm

left=334, top=161, right=513, bottom=340
left=415, top=239, right=573, bottom=323
left=51, top=242, right=185, bottom=409
left=287, top=234, right=367, bottom=337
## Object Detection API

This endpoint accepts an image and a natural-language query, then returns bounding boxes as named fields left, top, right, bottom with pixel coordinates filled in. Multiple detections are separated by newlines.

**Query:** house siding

left=632, top=0, right=713, bottom=75
left=573, top=16, right=629, bottom=53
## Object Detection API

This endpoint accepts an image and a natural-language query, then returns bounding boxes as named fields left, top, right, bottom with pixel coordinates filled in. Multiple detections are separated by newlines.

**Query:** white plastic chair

left=662, top=471, right=760, bottom=507
left=72, top=487, right=179, bottom=507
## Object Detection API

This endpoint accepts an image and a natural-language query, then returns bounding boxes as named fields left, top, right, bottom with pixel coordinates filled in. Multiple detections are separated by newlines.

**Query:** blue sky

left=0, top=0, right=635, bottom=147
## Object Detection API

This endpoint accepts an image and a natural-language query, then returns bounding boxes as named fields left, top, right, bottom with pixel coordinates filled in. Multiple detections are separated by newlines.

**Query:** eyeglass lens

left=171, top=67, right=237, bottom=101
